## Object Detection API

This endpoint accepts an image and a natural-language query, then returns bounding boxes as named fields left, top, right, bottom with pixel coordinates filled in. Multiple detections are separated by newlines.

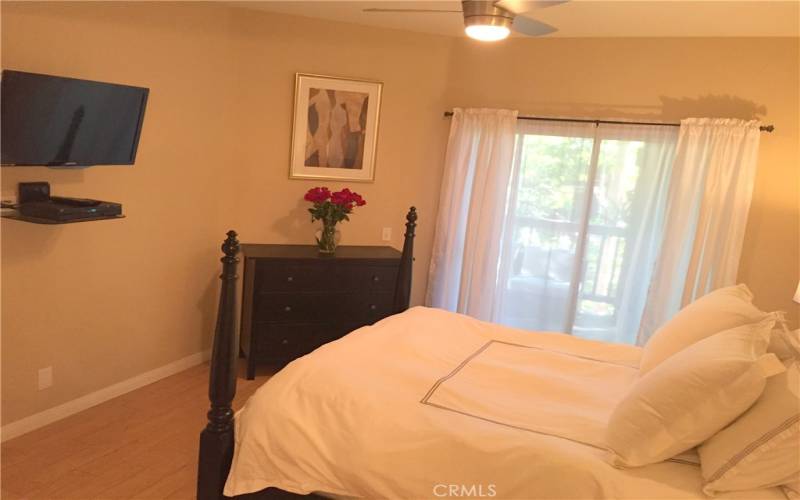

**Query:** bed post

left=198, top=230, right=240, bottom=500
left=393, top=206, right=417, bottom=313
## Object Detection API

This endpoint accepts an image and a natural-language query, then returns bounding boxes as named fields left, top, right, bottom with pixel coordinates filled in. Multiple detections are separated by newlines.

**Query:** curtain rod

left=442, top=111, right=775, bottom=133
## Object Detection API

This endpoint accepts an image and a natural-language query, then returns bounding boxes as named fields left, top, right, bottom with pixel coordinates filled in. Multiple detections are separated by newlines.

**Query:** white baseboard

left=1, top=349, right=212, bottom=442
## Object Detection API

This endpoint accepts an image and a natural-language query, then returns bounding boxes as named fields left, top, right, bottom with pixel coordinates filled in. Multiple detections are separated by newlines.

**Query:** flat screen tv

left=1, top=70, right=149, bottom=166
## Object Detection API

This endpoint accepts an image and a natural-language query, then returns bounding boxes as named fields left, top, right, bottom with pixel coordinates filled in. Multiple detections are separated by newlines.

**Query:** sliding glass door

left=495, top=121, right=677, bottom=344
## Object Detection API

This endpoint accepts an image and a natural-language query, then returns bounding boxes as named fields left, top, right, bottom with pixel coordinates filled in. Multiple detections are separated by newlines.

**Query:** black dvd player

left=18, top=196, right=122, bottom=222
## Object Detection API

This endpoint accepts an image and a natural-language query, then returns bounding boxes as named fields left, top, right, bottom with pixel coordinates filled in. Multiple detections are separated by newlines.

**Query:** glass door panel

left=573, top=138, right=644, bottom=340
left=497, top=132, right=595, bottom=332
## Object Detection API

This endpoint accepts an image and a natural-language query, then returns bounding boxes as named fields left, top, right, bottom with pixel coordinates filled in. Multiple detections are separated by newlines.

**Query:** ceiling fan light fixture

left=462, top=1, right=513, bottom=42
left=465, top=23, right=511, bottom=41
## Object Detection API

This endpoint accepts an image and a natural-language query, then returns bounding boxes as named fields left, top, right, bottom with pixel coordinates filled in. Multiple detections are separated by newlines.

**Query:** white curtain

left=494, top=121, right=678, bottom=344
left=429, top=114, right=760, bottom=346
left=426, top=108, right=518, bottom=320
left=638, top=118, right=762, bottom=343
left=590, top=124, right=679, bottom=343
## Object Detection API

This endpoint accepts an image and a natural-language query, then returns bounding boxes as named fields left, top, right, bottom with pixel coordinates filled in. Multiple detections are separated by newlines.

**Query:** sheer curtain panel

left=426, top=108, right=518, bottom=320
left=638, top=118, right=762, bottom=343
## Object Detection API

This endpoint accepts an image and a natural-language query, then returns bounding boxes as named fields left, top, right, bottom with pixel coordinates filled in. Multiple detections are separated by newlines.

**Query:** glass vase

left=316, top=220, right=340, bottom=254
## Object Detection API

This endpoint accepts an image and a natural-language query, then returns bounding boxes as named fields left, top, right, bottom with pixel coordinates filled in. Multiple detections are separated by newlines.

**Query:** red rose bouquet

left=304, top=187, right=366, bottom=253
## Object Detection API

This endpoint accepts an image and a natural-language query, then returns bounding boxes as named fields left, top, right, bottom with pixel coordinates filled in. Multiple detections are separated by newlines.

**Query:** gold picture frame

left=290, top=73, right=383, bottom=182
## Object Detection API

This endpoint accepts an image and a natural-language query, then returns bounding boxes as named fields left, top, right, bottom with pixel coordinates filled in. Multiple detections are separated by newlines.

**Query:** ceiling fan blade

left=495, top=0, right=568, bottom=15
left=511, top=15, right=558, bottom=36
left=362, top=8, right=461, bottom=13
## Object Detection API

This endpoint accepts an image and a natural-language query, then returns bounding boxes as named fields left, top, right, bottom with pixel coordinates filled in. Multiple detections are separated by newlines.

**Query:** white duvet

left=225, top=307, right=785, bottom=499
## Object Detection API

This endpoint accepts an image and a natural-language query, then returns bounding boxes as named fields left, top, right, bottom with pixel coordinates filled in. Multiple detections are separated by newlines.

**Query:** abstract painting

left=291, top=74, right=382, bottom=182
left=305, top=89, right=368, bottom=169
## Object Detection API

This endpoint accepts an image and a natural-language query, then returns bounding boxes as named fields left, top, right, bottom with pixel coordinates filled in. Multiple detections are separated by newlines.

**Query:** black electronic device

left=1, top=70, right=149, bottom=166
left=15, top=182, right=122, bottom=222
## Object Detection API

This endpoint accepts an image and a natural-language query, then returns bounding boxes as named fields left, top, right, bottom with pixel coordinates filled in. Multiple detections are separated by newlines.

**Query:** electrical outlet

left=381, top=227, right=392, bottom=241
left=38, top=366, right=53, bottom=390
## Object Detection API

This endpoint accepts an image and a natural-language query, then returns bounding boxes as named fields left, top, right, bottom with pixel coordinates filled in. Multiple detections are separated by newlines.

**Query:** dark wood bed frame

left=197, top=207, right=418, bottom=500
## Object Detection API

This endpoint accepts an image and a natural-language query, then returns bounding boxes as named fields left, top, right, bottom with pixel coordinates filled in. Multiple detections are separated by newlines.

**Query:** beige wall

left=0, top=2, right=453, bottom=425
left=2, top=3, right=798, bottom=427
left=446, top=37, right=800, bottom=326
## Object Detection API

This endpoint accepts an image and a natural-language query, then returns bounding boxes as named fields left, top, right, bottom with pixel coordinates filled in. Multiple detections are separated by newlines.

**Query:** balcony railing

left=508, top=215, right=629, bottom=323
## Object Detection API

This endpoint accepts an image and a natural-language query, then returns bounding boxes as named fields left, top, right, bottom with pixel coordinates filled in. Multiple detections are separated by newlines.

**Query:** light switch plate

left=381, top=227, right=392, bottom=241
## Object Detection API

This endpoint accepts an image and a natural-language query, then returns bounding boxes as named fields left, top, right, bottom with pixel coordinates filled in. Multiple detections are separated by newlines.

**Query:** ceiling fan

left=363, top=0, right=568, bottom=42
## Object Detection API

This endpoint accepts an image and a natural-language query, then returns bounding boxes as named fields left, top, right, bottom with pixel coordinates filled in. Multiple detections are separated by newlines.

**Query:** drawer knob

left=281, top=339, right=289, bottom=345
left=284, top=306, right=292, bottom=312
left=370, top=304, right=377, bottom=311
left=372, top=276, right=380, bottom=282
left=286, top=276, right=294, bottom=282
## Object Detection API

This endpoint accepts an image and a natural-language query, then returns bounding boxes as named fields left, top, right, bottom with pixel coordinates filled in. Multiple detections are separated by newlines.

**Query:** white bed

left=224, top=307, right=787, bottom=499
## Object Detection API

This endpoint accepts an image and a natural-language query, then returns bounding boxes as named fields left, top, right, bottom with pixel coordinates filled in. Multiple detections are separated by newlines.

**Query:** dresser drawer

left=253, top=291, right=394, bottom=323
left=255, top=262, right=398, bottom=293
left=254, top=329, right=317, bottom=360
left=255, top=262, right=337, bottom=292
left=352, top=265, right=398, bottom=292
left=253, top=322, right=359, bottom=359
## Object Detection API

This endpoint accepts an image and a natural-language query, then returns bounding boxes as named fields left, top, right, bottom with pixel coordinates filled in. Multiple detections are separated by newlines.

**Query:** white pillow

left=606, top=316, right=780, bottom=467
left=770, top=328, right=800, bottom=361
left=699, top=361, right=800, bottom=495
left=639, top=284, right=770, bottom=374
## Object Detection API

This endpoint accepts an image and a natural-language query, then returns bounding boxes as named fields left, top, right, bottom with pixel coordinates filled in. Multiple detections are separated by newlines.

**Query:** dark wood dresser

left=238, top=209, right=417, bottom=379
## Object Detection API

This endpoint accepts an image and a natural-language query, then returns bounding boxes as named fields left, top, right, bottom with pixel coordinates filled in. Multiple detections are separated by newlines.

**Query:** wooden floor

left=1, top=361, right=273, bottom=499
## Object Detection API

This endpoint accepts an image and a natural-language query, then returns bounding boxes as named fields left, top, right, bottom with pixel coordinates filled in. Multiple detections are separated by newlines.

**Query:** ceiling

left=233, top=1, right=800, bottom=38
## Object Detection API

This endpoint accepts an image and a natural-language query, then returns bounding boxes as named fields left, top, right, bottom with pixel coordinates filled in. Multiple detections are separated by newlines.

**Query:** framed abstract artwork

left=290, top=73, right=383, bottom=182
